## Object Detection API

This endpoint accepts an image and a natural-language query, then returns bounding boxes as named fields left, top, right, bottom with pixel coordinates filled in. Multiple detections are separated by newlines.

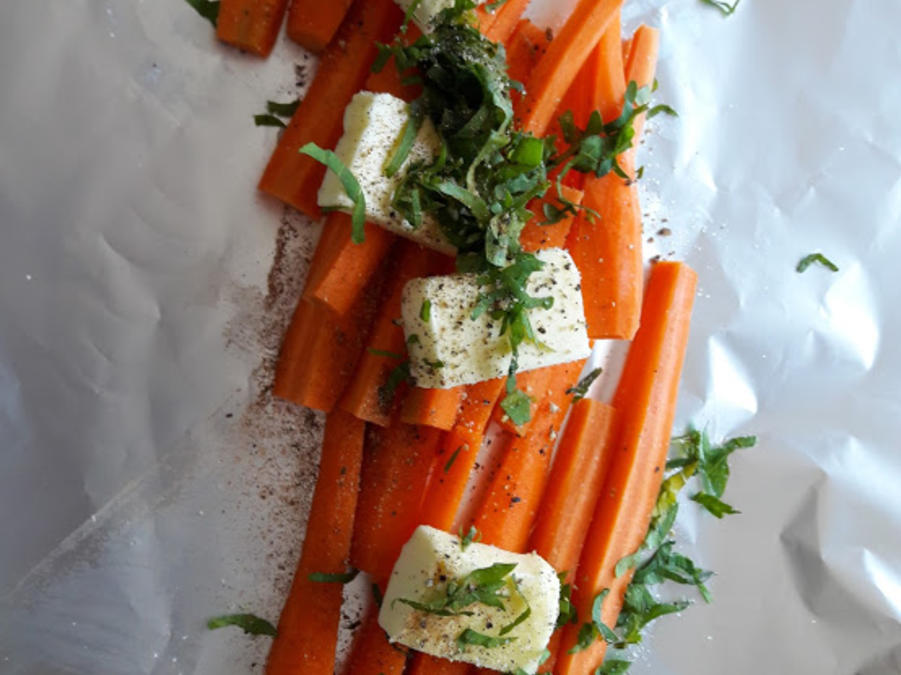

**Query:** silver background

left=1, top=0, right=900, bottom=673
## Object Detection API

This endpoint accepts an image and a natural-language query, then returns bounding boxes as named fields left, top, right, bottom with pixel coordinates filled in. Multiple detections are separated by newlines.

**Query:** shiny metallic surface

left=1, top=0, right=899, bottom=673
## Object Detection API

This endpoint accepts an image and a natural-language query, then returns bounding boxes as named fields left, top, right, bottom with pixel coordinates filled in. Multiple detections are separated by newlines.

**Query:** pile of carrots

left=207, top=0, right=698, bottom=673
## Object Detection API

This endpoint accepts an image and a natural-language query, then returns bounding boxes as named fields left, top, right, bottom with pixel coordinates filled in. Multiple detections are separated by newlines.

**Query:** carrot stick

left=490, top=362, right=557, bottom=436
left=506, top=19, right=549, bottom=88
left=216, top=0, right=289, bottom=57
left=520, top=184, right=584, bottom=253
left=273, top=291, right=378, bottom=412
left=484, top=0, right=533, bottom=45
left=418, top=377, right=506, bottom=531
left=399, top=386, right=465, bottom=431
left=473, top=359, right=587, bottom=552
left=285, top=0, right=353, bottom=53
left=258, top=0, right=402, bottom=216
left=350, top=422, right=443, bottom=584
left=590, top=10, right=627, bottom=123
left=529, top=398, right=618, bottom=579
left=363, top=24, right=424, bottom=101
left=339, top=242, right=450, bottom=426
left=556, top=261, right=698, bottom=674
left=343, top=608, right=407, bottom=675
left=566, top=158, right=642, bottom=340
left=303, top=213, right=396, bottom=317
left=519, top=0, right=622, bottom=136
left=623, top=24, right=660, bottom=149
left=264, top=409, right=364, bottom=675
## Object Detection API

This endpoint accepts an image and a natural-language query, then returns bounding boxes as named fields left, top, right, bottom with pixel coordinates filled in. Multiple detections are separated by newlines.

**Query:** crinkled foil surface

left=2, top=0, right=900, bottom=673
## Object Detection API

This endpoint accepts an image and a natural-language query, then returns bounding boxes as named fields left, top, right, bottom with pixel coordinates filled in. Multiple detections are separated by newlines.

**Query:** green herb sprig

left=206, top=613, right=277, bottom=636
left=700, top=0, right=741, bottom=16
left=183, top=0, right=220, bottom=26
left=797, top=253, right=839, bottom=273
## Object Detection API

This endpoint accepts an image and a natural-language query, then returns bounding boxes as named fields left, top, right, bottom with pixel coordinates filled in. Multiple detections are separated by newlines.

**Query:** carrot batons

left=216, top=0, right=289, bottom=57
left=418, top=377, right=506, bottom=531
left=265, top=410, right=364, bottom=675
left=272, top=294, right=376, bottom=412
left=258, top=0, right=403, bottom=216
left=340, top=242, right=449, bottom=426
left=484, top=0, right=533, bottom=45
left=350, top=422, right=443, bottom=584
left=624, top=24, right=661, bottom=150
left=520, top=0, right=622, bottom=136
left=520, top=184, right=584, bottom=253
left=529, top=398, right=617, bottom=579
left=566, top=162, right=643, bottom=340
left=556, top=261, right=698, bottom=674
left=286, top=0, right=353, bottom=53
left=506, top=19, right=550, bottom=89
left=400, top=386, right=465, bottom=431
left=473, top=359, right=587, bottom=552
left=303, top=213, right=396, bottom=317
left=343, top=608, right=407, bottom=675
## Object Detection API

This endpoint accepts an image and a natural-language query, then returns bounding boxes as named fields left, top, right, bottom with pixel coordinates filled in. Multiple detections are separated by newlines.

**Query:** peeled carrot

left=264, top=409, right=364, bottom=675
left=343, top=608, right=407, bottom=675
left=490, top=364, right=555, bottom=436
left=418, top=378, right=506, bottom=531
left=400, top=386, right=465, bottom=431
left=258, top=0, right=402, bottom=216
left=590, top=10, right=627, bottom=123
left=519, top=0, right=622, bottom=136
left=216, top=0, right=289, bottom=57
left=273, top=292, right=378, bottom=412
left=520, top=184, right=584, bottom=253
left=484, top=0, right=533, bottom=45
left=340, top=242, right=449, bottom=426
left=473, top=359, right=587, bottom=552
left=285, top=0, right=353, bottom=53
left=566, top=159, right=642, bottom=340
left=623, top=24, right=661, bottom=149
left=350, top=422, right=443, bottom=584
left=506, top=19, right=549, bottom=89
left=556, top=261, right=698, bottom=674
left=407, top=655, right=468, bottom=675
left=529, top=398, right=618, bottom=578
left=303, top=213, right=396, bottom=317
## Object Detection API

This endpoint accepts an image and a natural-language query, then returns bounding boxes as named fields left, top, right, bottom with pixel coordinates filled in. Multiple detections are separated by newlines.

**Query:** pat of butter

left=379, top=525, right=560, bottom=673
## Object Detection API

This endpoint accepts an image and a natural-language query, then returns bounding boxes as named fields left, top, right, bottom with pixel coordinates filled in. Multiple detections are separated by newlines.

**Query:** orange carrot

left=340, top=242, right=449, bottom=426
left=350, top=422, right=443, bottom=584
left=418, top=377, right=506, bottom=531
left=303, top=213, right=396, bottom=317
left=273, top=291, right=378, bottom=412
left=258, top=0, right=402, bottom=216
left=216, top=0, right=289, bottom=57
left=343, top=608, right=407, bottom=675
left=265, top=409, right=364, bottom=675
left=484, top=0, right=533, bottom=45
left=623, top=24, right=660, bottom=148
left=566, top=158, right=642, bottom=340
left=285, top=0, right=353, bottom=53
left=519, top=0, right=622, bottom=136
left=490, top=363, right=555, bottom=436
left=520, top=184, right=584, bottom=253
left=407, top=655, right=469, bottom=675
left=473, top=359, right=587, bottom=552
left=399, top=386, right=465, bottom=431
left=506, top=19, right=549, bottom=89
left=529, top=398, right=618, bottom=579
left=590, top=10, right=627, bottom=123
left=556, top=261, right=697, bottom=674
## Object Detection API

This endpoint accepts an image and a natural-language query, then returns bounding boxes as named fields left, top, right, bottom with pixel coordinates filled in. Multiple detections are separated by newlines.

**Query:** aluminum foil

left=2, top=0, right=900, bottom=673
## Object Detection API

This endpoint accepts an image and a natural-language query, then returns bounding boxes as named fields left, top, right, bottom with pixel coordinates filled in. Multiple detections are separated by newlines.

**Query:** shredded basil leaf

left=797, top=253, right=839, bottom=273
left=308, top=568, right=360, bottom=584
left=367, top=348, right=404, bottom=359
left=299, top=143, right=366, bottom=244
left=445, top=445, right=464, bottom=473
left=699, top=0, right=741, bottom=15
left=385, top=102, right=425, bottom=178
left=459, top=524, right=481, bottom=550
left=567, top=368, right=603, bottom=401
left=183, top=0, right=220, bottom=26
left=456, top=628, right=516, bottom=650
left=206, top=613, right=277, bottom=636
left=254, top=114, right=287, bottom=128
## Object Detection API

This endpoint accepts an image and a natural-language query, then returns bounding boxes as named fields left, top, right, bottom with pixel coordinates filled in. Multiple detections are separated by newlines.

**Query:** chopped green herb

left=206, top=613, right=277, bottom=636
left=595, top=659, right=632, bottom=674
left=690, top=492, right=740, bottom=518
left=567, top=368, right=603, bottom=401
left=299, top=143, right=366, bottom=244
left=500, top=387, right=532, bottom=426
left=459, top=524, right=480, bottom=550
left=266, top=99, right=301, bottom=117
left=308, top=568, right=360, bottom=584
left=183, top=0, right=220, bottom=26
left=385, top=102, right=425, bottom=177
left=368, top=348, right=404, bottom=359
left=425, top=359, right=445, bottom=370
left=407, top=333, right=421, bottom=345
left=395, top=562, right=518, bottom=618
left=456, top=628, right=515, bottom=650
left=499, top=605, right=531, bottom=636
left=372, top=583, right=384, bottom=609
left=699, top=0, right=741, bottom=15
left=420, top=299, right=432, bottom=322
left=445, top=446, right=464, bottom=473
left=797, top=253, right=839, bottom=273
left=556, top=572, right=578, bottom=629
left=378, top=360, right=412, bottom=412
left=254, top=114, right=287, bottom=128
